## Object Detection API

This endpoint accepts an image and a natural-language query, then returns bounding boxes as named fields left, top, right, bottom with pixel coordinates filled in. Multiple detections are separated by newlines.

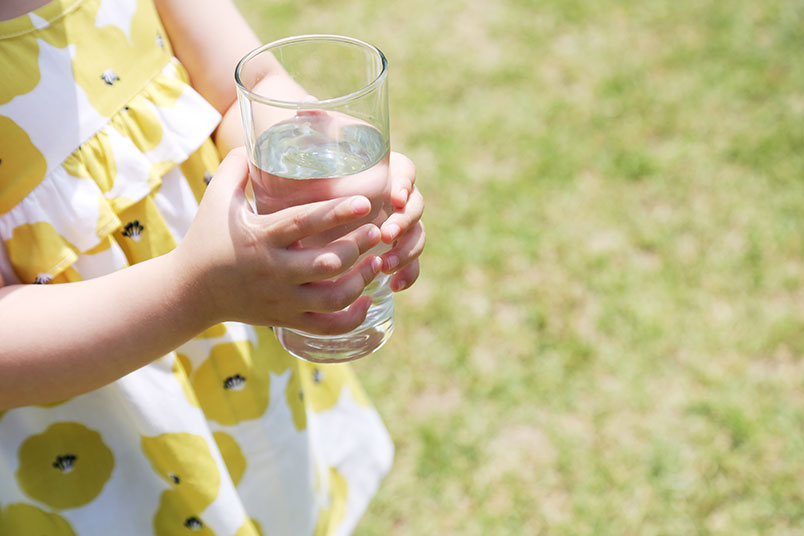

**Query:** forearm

left=0, top=250, right=212, bottom=408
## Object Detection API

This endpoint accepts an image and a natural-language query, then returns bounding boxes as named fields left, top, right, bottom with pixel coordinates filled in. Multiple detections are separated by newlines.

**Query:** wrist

left=162, top=247, right=224, bottom=331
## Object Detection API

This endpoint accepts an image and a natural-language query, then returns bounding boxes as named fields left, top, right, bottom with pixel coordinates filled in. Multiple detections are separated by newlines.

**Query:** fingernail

left=391, top=278, right=405, bottom=291
left=384, top=255, right=399, bottom=271
left=371, top=257, right=382, bottom=274
left=385, top=224, right=401, bottom=241
left=368, top=226, right=380, bottom=242
left=392, top=190, right=408, bottom=209
left=351, top=197, right=370, bottom=213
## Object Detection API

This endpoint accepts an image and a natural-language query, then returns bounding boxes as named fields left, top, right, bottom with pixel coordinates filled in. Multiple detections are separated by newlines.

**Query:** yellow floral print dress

left=0, top=1, right=393, bottom=535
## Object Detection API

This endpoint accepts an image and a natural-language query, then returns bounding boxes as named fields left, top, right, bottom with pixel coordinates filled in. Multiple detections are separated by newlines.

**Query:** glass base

left=275, top=282, right=394, bottom=363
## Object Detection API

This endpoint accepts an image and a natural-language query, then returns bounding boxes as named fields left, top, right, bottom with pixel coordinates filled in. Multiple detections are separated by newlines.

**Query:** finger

left=206, top=146, right=250, bottom=196
left=296, top=100, right=327, bottom=116
left=264, top=196, right=372, bottom=247
left=296, top=296, right=373, bottom=335
left=390, top=260, right=420, bottom=292
left=296, top=108, right=328, bottom=117
left=299, top=255, right=382, bottom=312
left=381, top=185, right=424, bottom=243
left=286, top=223, right=381, bottom=282
left=382, top=220, right=425, bottom=273
left=388, top=152, right=416, bottom=209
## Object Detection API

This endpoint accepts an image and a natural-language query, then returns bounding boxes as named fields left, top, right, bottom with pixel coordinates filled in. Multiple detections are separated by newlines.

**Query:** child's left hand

left=380, top=152, right=425, bottom=292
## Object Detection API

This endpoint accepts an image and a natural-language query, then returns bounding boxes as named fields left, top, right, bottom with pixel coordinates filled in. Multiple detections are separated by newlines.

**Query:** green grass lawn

left=236, top=0, right=804, bottom=533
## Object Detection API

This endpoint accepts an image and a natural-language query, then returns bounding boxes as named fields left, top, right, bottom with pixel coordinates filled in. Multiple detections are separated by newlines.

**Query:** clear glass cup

left=235, top=35, right=393, bottom=363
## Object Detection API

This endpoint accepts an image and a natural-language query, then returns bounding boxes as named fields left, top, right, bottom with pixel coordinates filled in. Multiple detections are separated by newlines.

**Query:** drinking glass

left=235, top=35, right=393, bottom=363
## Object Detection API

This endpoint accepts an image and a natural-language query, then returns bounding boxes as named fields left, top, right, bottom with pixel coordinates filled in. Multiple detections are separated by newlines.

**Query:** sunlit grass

left=237, top=0, right=804, bottom=533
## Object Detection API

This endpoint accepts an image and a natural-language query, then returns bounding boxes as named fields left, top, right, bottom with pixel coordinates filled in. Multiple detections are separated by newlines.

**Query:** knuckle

left=290, top=212, right=308, bottom=234
left=240, top=220, right=264, bottom=251
left=357, top=237, right=374, bottom=256
left=313, top=252, right=343, bottom=275
left=363, top=265, right=379, bottom=284
left=334, top=199, right=355, bottom=220
left=323, top=288, right=351, bottom=312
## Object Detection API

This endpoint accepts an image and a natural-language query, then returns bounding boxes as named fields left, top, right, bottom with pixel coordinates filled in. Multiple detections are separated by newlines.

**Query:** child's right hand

left=175, top=147, right=383, bottom=334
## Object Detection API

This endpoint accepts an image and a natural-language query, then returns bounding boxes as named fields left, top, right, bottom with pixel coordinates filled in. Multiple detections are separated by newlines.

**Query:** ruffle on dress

left=0, top=58, right=221, bottom=285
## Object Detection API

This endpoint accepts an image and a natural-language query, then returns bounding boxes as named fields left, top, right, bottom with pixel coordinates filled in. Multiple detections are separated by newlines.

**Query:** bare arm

left=0, top=151, right=382, bottom=409
left=0, top=250, right=209, bottom=408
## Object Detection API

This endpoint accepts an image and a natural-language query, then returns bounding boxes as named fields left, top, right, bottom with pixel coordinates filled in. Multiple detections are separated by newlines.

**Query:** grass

left=236, top=0, right=804, bottom=533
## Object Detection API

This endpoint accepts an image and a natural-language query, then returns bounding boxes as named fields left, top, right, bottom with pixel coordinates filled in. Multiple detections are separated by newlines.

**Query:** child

left=0, top=0, right=425, bottom=534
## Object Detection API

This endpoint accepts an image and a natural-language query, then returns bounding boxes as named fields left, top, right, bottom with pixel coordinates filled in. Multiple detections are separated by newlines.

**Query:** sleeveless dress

left=0, top=1, right=393, bottom=535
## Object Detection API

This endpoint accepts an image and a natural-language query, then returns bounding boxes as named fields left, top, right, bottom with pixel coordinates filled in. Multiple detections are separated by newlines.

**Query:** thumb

left=208, top=146, right=250, bottom=197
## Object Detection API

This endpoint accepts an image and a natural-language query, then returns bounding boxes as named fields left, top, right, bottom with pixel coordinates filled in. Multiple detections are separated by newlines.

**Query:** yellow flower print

left=234, top=518, right=264, bottom=536
left=178, top=139, right=220, bottom=204
left=212, top=431, right=247, bottom=486
left=66, top=131, right=118, bottom=193
left=313, top=467, right=348, bottom=536
left=0, top=503, right=76, bottom=536
left=0, top=29, right=48, bottom=106
left=37, top=398, right=69, bottom=408
left=299, top=361, right=372, bottom=413
left=15, top=422, right=114, bottom=509
left=285, top=366, right=307, bottom=431
left=299, top=363, right=346, bottom=413
left=49, top=265, right=83, bottom=284
left=148, top=67, right=187, bottom=109
left=153, top=489, right=214, bottom=536
left=171, top=354, right=200, bottom=408
left=113, top=99, right=163, bottom=153
left=175, top=352, right=193, bottom=376
left=140, top=432, right=220, bottom=512
left=256, top=326, right=297, bottom=375
left=4, top=221, right=78, bottom=284
left=196, top=323, right=227, bottom=339
left=83, top=235, right=115, bottom=256
left=0, top=115, right=48, bottom=215
left=191, top=341, right=271, bottom=425
left=61, top=0, right=170, bottom=117
left=114, top=196, right=176, bottom=264
left=253, top=326, right=308, bottom=429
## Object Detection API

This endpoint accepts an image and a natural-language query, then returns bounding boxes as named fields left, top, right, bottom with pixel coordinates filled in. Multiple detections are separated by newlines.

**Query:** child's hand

left=177, top=148, right=383, bottom=334
left=380, top=152, right=426, bottom=292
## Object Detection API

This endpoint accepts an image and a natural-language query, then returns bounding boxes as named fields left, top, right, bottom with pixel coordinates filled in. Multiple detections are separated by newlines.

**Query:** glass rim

left=234, top=34, right=388, bottom=109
